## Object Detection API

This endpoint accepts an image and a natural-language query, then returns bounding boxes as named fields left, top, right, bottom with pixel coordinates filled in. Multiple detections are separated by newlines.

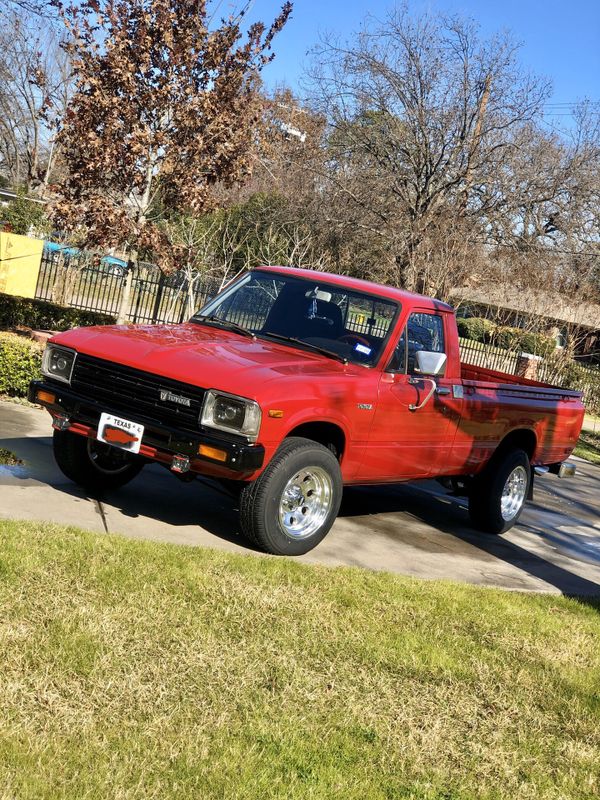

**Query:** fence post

left=516, top=353, right=542, bottom=380
left=131, top=275, right=144, bottom=324
left=151, top=272, right=165, bottom=323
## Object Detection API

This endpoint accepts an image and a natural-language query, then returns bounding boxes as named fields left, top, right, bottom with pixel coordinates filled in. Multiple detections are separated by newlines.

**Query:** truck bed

left=461, top=363, right=583, bottom=401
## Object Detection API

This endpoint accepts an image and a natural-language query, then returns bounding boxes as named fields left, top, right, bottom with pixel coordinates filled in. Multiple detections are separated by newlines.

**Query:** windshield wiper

left=259, top=332, right=348, bottom=364
left=191, top=315, right=255, bottom=339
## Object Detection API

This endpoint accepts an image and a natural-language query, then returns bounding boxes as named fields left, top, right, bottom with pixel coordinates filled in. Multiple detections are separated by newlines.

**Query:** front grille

left=70, top=354, right=206, bottom=432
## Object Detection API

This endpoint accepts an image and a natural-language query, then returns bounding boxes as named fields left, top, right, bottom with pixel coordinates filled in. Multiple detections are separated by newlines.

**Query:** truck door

left=362, top=310, right=459, bottom=480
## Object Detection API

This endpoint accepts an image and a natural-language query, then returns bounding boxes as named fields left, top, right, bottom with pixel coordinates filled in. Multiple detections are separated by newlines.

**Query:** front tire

left=240, top=437, right=343, bottom=555
left=53, top=430, right=144, bottom=492
left=468, top=448, right=531, bottom=534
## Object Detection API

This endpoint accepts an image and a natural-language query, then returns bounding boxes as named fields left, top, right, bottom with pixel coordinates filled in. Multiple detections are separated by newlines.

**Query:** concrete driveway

left=1, top=401, right=599, bottom=596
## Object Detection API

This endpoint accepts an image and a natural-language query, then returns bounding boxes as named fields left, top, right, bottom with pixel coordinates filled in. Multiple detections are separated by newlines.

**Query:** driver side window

left=388, top=313, right=445, bottom=374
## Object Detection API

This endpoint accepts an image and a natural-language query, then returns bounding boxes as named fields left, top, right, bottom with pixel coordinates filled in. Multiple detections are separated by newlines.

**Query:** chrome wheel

left=279, top=466, right=333, bottom=539
left=500, top=465, right=527, bottom=521
left=87, top=439, right=133, bottom=475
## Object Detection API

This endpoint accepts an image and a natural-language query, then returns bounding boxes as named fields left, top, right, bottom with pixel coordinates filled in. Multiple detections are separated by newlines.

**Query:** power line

left=473, top=240, right=599, bottom=258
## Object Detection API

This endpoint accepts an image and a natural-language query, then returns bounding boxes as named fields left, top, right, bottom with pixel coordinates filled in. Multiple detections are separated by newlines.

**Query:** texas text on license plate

left=97, top=412, right=144, bottom=454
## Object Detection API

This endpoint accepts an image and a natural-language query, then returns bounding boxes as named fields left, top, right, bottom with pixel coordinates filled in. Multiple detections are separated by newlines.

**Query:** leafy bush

left=456, top=316, right=495, bottom=343
left=552, top=360, right=600, bottom=416
left=0, top=292, right=115, bottom=330
left=519, top=331, right=555, bottom=357
left=2, top=195, right=50, bottom=237
left=494, top=326, right=554, bottom=356
left=0, top=332, right=42, bottom=396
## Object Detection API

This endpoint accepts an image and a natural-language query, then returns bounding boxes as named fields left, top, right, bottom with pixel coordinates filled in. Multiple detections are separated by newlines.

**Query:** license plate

left=97, top=412, right=144, bottom=454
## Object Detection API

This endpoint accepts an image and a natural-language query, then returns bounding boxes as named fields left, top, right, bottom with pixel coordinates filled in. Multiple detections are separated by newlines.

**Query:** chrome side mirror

left=414, top=350, right=446, bottom=376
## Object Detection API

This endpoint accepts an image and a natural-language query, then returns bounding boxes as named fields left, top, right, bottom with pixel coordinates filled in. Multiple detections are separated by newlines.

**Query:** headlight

left=200, top=390, right=261, bottom=441
left=41, top=345, right=77, bottom=384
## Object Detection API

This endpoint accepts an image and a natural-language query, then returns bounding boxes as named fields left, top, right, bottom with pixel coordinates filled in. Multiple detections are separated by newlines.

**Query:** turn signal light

left=36, top=390, right=56, bottom=404
left=198, top=444, right=228, bottom=462
left=268, top=409, right=284, bottom=418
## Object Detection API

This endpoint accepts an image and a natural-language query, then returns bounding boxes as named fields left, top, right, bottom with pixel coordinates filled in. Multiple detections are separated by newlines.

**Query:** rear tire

left=468, top=448, right=530, bottom=534
left=240, top=437, right=342, bottom=555
left=53, top=430, right=144, bottom=492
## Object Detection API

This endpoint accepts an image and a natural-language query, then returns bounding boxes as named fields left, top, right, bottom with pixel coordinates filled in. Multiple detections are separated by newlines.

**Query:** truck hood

left=51, top=322, right=359, bottom=399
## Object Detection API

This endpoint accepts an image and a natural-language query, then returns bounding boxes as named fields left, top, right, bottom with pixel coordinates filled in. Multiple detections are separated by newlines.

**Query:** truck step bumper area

left=29, top=380, right=265, bottom=477
left=556, top=461, right=577, bottom=478
left=543, top=461, right=577, bottom=479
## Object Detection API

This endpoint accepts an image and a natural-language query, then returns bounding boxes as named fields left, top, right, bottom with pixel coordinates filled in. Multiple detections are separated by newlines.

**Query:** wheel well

left=497, top=429, right=537, bottom=461
left=286, top=422, right=346, bottom=461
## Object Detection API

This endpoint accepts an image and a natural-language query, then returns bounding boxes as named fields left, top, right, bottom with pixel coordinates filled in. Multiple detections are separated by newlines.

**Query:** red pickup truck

left=30, top=266, right=584, bottom=555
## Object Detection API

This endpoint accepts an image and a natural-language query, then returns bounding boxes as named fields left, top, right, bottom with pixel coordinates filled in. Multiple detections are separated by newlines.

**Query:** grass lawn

left=0, top=447, right=22, bottom=466
left=575, top=430, right=600, bottom=465
left=0, top=521, right=598, bottom=799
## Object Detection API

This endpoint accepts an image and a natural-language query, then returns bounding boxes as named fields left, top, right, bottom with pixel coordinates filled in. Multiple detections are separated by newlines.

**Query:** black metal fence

left=35, top=250, right=393, bottom=336
left=35, top=249, right=221, bottom=324
left=33, top=252, right=600, bottom=412
left=460, top=336, right=600, bottom=414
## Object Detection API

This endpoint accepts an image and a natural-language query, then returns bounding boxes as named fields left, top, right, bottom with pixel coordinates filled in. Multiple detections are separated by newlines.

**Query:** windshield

left=192, top=271, right=399, bottom=367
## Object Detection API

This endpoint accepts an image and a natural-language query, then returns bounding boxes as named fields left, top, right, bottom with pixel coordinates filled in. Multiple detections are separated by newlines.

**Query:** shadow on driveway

left=2, top=420, right=600, bottom=599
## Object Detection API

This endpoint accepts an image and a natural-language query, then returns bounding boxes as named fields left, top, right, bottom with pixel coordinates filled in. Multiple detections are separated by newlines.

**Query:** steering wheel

left=339, top=333, right=371, bottom=349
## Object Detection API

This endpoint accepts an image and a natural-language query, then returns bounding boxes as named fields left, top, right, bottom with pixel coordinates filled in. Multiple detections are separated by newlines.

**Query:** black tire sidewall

left=53, top=430, right=144, bottom=491
left=469, top=449, right=530, bottom=535
left=241, top=438, right=343, bottom=556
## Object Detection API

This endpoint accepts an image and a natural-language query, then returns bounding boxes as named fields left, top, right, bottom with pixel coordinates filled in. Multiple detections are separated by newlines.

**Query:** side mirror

left=414, top=350, right=446, bottom=376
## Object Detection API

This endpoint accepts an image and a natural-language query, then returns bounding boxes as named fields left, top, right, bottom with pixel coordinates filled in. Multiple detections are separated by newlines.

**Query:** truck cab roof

left=257, top=266, right=455, bottom=314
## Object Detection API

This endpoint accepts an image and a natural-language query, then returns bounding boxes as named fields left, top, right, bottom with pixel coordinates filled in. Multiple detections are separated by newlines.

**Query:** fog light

left=198, top=444, right=228, bottom=462
left=36, top=390, right=56, bottom=405
left=51, top=414, right=70, bottom=431
left=171, top=454, right=191, bottom=473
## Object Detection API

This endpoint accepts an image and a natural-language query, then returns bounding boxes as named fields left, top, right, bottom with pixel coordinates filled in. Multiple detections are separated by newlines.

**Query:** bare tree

left=0, top=11, right=70, bottom=191
left=0, top=1, right=51, bottom=14
left=306, top=7, right=551, bottom=294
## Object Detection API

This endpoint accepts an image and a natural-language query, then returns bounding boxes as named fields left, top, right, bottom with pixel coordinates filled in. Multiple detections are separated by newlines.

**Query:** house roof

left=0, top=188, right=46, bottom=206
left=450, top=285, right=600, bottom=330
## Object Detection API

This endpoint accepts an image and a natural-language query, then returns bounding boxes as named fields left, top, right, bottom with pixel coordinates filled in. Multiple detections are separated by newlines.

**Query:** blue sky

left=252, top=0, right=600, bottom=113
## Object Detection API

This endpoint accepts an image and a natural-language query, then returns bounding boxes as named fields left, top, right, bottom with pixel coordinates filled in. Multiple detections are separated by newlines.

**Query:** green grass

left=0, top=520, right=599, bottom=800
left=0, top=447, right=21, bottom=466
left=574, top=430, right=600, bottom=464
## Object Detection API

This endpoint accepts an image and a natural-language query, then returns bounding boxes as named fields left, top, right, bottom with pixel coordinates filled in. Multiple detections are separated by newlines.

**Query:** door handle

left=435, top=387, right=451, bottom=396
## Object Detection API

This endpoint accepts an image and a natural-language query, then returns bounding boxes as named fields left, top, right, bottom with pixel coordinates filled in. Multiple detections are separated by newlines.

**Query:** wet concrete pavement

left=1, top=401, right=599, bottom=596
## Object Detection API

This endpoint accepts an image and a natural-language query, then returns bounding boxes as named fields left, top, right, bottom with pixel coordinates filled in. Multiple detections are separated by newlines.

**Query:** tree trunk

left=117, top=252, right=136, bottom=324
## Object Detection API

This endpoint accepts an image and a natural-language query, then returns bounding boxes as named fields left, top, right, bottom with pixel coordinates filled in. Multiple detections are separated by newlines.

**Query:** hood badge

left=160, top=390, right=191, bottom=407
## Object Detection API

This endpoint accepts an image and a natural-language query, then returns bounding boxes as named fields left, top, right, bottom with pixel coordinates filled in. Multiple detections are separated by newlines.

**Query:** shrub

left=456, top=316, right=495, bottom=343
left=2, top=195, right=50, bottom=237
left=551, top=360, right=600, bottom=416
left=519, top=331, right=555, bottom=357
left=494, top=326, right=554, bottom=356
left=0, top=292, right=115, bottom=331
left=0, top=332, right=42, bottom=396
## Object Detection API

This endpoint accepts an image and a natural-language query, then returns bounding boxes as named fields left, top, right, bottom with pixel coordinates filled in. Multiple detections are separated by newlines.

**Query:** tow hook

left=51, top=414, right=71, bottom=431
left=171, top=454, right=191, bottom=474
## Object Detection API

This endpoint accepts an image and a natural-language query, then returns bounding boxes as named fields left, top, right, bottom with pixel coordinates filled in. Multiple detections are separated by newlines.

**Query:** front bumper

left=29, top=380, right=265, bottom=475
